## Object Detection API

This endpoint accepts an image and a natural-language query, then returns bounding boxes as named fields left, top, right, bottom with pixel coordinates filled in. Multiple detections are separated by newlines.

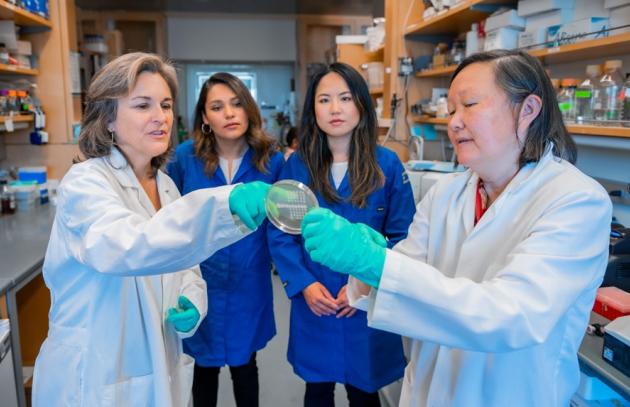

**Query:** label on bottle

left=558, top=102, right=572, bottom=112
left=575, top=90, right=591, bottom=99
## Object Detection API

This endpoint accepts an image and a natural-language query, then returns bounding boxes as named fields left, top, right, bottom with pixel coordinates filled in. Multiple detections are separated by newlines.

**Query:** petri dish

left=265, top=180, right=319, bottom=235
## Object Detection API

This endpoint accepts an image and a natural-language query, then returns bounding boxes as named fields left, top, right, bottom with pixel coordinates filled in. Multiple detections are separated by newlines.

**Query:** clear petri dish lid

left=265, top=179, right=319, bottom=235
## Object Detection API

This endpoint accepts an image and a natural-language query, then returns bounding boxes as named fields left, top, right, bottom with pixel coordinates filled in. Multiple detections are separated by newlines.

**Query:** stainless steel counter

left=0, top=204, right=55, bottom=407
left=0, top=205, right=55, bottom=289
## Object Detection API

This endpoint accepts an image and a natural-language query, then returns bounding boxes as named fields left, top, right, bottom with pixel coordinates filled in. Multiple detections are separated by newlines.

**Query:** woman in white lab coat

left=301, top=49, right=613, bottom=406
left=32, top=53, right=270, bottom=407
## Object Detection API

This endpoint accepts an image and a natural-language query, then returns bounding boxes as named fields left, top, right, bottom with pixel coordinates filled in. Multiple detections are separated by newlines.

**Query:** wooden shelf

left=0, top=1, right=51, bottom=28
left=414, top=32, right=630, bottom=78
left=528, top=32, right=630, bottom=65
left=566, top=125, right=630, bottom=139
left=416, top=64, right=458, bottom=78
left=413, top=116, right=448, bottom=125
left=405, top=0, right=515, bottom=36
left=0, top=63, right=38, bottom=76
left=412, top=116, right=630, bottom=138
left=369, top=87, right=384, bottom=95
left=365, top=44, right=384, bottom=60
left=0, top=114, right=34, bottom=124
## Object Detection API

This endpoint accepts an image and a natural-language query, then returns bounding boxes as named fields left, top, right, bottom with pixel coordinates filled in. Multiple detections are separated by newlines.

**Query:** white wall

left=166, top=14, right=296, bottom=62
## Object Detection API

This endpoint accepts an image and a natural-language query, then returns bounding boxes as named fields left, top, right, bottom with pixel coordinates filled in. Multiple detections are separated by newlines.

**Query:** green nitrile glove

left=301, top=208, right=386, bottom=288
left=166, top=296, right=200, bottom=333
left=228, top=181, right=271, bottom=231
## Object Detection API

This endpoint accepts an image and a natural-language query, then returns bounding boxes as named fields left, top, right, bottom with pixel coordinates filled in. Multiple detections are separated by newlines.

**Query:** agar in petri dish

left=265, top=180, right=318, bottom=234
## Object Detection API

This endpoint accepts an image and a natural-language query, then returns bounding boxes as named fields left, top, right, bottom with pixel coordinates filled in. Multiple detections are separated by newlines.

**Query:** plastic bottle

left=575, top=65, right=602, bottom=124
left=465, top=23, right=479, bottom=57
left=595, top=60, right=624, bottom=126
left=436, top=94, right=448, bottom=118
left=558, top=79, right=578, bottom=123
left=7, top=89, right=19, bottom=113
left=0, top=180, right=16, bottom=215
left=623, top=73, right=630, bottom=128
left=0, top=43, right=9, bottom=65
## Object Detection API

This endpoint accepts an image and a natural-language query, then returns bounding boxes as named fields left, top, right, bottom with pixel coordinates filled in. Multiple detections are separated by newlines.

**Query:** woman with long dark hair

left=168, top=72, right=283, bottom=407
left=268, top=63, right=415, bottom=406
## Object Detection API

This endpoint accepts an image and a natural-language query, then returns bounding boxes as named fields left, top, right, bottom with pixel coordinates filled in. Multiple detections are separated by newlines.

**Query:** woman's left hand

left=335, top=284, right=357, bottom=318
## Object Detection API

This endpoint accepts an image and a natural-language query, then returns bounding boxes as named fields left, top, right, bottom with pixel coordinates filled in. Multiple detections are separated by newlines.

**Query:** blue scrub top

left=167, top=140, right=284, bottom=367
left=267, top=146, right=416, bottom=392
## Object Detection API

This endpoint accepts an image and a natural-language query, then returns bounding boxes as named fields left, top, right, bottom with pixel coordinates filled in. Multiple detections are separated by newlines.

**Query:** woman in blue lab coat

left=167, top=72, right=284, bottom=407
left=268, top=63, right=415, bottom=406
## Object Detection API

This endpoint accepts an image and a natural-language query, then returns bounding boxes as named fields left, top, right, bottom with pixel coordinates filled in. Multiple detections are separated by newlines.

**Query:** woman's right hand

left=228, top=181, right=271, bottom=230
left=302, top=282, right=339, bottom=317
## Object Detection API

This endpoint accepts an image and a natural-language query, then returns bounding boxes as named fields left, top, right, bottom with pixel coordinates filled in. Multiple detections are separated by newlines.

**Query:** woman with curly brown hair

left=167, top=72, right=284, bottom=407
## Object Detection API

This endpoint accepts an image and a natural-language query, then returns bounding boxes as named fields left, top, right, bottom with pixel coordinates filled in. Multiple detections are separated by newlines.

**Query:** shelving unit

left=415, top=32, right=630, bottom=78
left=0, top=1, right=51, bottom=28
left=0, top=3, right=80, bottom=405
left=398, top=0, right=630, bottom=150
left=412, top=116, right=630, bottom=139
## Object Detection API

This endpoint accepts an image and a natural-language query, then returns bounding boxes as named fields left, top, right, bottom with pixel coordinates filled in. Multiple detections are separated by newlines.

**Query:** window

left=194, top=71, right=257, bottom=102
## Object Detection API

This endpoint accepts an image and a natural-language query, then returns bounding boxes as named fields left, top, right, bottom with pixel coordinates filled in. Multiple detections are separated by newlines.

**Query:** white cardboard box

left=604, top=0, right=630, bottom=8
left=486, top=9, right=527, bottom=31
left=335, top=35, right=367, bottom=45
left=518, top=26, right=548, bottom=48
left=485, top=27, right=521, bottom=50
left=517, top=0, right=575, bottom=17
left=524, top=8, right=576, bottom=30
left=609, top=4, right=630, bottom=33
left=547, top=17, right=609, bottom=46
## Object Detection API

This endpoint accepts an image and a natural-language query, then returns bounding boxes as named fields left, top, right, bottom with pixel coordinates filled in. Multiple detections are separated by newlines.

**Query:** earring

left=201, top=123, right=212, bottom=135
left=108, top=129, right=116, bottom=145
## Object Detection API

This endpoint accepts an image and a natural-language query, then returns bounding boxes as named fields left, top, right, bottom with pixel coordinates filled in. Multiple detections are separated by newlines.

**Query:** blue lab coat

left=167, top=140, right=284, bottom=366
left=267, top=146, right=415, bottom=392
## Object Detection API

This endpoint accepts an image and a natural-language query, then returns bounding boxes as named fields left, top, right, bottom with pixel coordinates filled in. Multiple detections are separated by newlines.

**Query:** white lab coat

left=32, top=148, right=248, bottom=407
left=349, top=148, right=612, bottom=406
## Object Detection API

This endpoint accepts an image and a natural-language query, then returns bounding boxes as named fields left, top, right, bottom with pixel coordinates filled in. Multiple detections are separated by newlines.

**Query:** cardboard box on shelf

left=518, top=26, right=548, bottom=48
left=485, top=27, right=521, bottom=50
left=609, top=5, right=630, bottom=34
left=547, top=17, right=609, bottom=46
left=604, top=0, right=630, bottom=8
left=517, top=0, right=575, bottom=17
left=16, top=41, right=32, bottom=56
left=523, top=8, right=575, bottom=30
left=486, top=9, right=526, bottom=31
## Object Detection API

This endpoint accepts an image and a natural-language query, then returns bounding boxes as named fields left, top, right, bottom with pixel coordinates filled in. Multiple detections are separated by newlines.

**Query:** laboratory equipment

left=593, top=287, right=630, bottom=320
left=265, top=180, right=318, bottom=235
left=602, top=315, right=630, bottom=377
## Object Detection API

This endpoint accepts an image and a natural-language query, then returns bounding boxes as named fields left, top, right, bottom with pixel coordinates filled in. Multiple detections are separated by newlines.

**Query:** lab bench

left=0, top=205, right=55, bottom=407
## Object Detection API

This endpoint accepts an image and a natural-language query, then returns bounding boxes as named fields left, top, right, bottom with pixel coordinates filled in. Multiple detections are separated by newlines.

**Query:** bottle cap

left=560, top=78, right=578, bottom=87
